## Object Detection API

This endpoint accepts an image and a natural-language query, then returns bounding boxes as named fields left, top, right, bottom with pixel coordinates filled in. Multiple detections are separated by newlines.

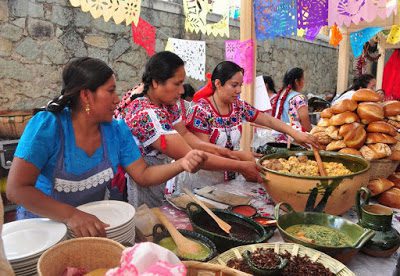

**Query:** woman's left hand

left=180, top=150, right=208, bottom=173
left=292, top=131, right=320, bottom=149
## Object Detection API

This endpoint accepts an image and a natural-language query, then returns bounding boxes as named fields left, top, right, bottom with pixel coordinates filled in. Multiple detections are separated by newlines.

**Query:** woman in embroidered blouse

left=6, top=57, right=206, bottom=237
left=187, top=62, right=318, bottom=166
left=270, top=67, right=311, bottom=142
left=115, top=52, right=263, bottom=208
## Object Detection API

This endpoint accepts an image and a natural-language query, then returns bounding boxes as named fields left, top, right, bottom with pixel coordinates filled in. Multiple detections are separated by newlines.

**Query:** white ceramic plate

left=3, top=218, right=67, bottom=261
left=77, top=200, right=135, bottom=229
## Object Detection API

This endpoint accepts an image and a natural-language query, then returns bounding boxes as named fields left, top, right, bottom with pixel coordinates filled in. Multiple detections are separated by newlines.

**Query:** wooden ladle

left=152, top=208, right=202, bottom=255
left=183, top=187, right=232, bottom=234
left=312, top=146, right=327, bottom=176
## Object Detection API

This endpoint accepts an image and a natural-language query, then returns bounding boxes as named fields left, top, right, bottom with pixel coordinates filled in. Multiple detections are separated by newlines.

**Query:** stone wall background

left=0, top=0, right=339, bottom=110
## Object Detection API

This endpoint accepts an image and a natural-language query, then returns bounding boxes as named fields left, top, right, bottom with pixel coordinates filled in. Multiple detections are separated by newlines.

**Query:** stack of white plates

left=2, top=218, right=67, bottom=276
left=68, top=200, right=136, bottom=244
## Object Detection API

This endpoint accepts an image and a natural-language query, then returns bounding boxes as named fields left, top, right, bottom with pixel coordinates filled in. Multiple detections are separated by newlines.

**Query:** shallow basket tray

left=208, top=242, right=355, bottom=276
left=369, top=159, right=400, bottom=180
left=183, top=261, right=251, bottom=276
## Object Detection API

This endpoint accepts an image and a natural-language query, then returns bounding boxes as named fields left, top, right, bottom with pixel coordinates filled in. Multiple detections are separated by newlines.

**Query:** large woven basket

left=369, top=159, right=400, bottom=180
left=0, top=110, right=32, bottom=138
left=183, top=261, right=251, bottom=276
left=37, top=237, right=124, bottom=276
left=209, top=243, right=355, bottom=276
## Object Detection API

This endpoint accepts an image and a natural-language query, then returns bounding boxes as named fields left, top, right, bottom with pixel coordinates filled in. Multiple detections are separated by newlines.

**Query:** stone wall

left=0, top=0, right=339, bottom=110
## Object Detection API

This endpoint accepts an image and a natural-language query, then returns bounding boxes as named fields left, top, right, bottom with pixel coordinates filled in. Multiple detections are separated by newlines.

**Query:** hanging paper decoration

left=69, top=0, right=141, bottom=26
left=225, top=40, right=254, bottom=84
left=297, top=0, right=328, bottom=29
left=328, top=0, right=398, bottom=27
left=254, top=0, right=298, bottom=40
left=350, top=27, right=383, bottom=57
left=387, top=25, right=400, bottom=44
left=165, top=38, right=206, bottom=81
left=329, top=24, right=343, bottom=46
left=131, top=18, right=156, bottom=56
left=182, top=0, right=229, bottom=37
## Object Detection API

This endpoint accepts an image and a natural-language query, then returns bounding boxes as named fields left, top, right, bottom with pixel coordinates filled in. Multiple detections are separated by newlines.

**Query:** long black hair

left=182, top=83, right=195, bottom=99
left=282, top=67, right=304, bottom=90
left=34, top=57, right=114, bottom=114
left=336, top=74, right=375, bottom=99
left=263, top=75, right=276, bottom=94
left=211, top=61, right=244, bottom=91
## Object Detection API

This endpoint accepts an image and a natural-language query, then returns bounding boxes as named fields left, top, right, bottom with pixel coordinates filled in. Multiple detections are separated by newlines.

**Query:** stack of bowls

left=68, top=200, right=136, bottom=244
left=2, top=218, right=67, bottom=275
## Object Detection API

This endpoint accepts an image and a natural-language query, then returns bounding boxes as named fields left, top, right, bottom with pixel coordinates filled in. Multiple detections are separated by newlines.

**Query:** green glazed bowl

left=275, top=202, right=375, bottom=264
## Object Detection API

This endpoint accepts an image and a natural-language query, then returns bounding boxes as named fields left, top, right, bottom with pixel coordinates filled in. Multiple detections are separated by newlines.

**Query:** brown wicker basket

left=37, top=237, right=124, bottom=276
left=369, top=159, right=400, bottom=180
left=0, top=110, right=32, bottom=138
left=183, top=261, right=251, bottom=276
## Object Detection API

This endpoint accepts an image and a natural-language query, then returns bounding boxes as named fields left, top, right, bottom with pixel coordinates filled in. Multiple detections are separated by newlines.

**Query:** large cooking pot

left=257, top=151, right=370, bottom=215
left=275, top=202, right=375, bottom=264
left=186, top=203, right=273, bottom=252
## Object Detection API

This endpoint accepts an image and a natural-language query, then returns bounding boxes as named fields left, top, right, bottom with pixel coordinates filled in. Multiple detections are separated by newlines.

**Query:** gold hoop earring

left=85, top=103, right=90, bottom=115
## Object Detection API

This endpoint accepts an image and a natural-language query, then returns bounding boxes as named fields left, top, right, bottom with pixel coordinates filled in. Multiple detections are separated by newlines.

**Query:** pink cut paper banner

left=225, top=39, right=254, bottom=84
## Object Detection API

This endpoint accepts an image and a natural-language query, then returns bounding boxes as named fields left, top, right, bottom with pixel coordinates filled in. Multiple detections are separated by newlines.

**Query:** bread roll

left=331, top=99, right=358, bottom=114
left=343, top=125, right=367, bottom=149
left=330, top=111, right=359, bottom=126
left=313, top=131, right=332, bottom=145
left=378, top=188, right=400, bottom=209
left=366, top=133, right=398, bottom=144
left=317, top=118, right=330, bottom=127
left=383, top=101, right=400, bottom=117
left=366, top=121, right=397, bottom=136
left=367, top=178, right=395, bottom=196
left=386, top=119, right=400, bottom=129
left=321, top=108, right=334, bottom=119
left=339, top=148, right=362, bottom=156
left=388, top=115, right=400, bottom=122
left=310, top=126, right=326, bottom=135
left=357, top=102, right=384, bottom=124
left=325, top=126, right=343, bottom=140
left=326, top=140, right=346, bottom=151
left=391, top=142, right=400, bottom=151
left=389, top=150, right=400, bottom=161
left=360, top=143, right=392, bottom=160
left=388, top=173, right=400, bottom=189
left=339, top=122, right=362, bottom=137
left=352, top=88, right=382, bottom=102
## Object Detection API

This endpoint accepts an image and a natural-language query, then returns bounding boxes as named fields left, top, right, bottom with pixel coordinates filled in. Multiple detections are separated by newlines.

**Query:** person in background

left=115, top=52, right=263, bottom=208
left=332, top=74, right=376, bottom=104
left=179, top=83, right=196, bottom=121
left=263, top=75, right=277, bottom=103
left=271, top=67, right=312, bottom=142
left=186, top=61, right=318, bottom=185
left=6, top=57, right=207, bottom=237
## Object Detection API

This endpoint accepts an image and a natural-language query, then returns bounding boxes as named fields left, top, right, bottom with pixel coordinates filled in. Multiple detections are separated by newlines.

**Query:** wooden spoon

left=312, top=146, right=327, bottom=176
left=152, top=208, right=202, bottom=255
left=183, top=187, right=232, bottom=234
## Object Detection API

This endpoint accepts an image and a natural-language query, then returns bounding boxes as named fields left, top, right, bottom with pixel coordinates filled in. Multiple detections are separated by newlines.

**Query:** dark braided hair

left=130, top=51, right=184, bottom=100
left=271, top=67, right=304, bottom=120
left=34, top=57, right=113, bottom=114
left=211, top=61, right=244, bottom=92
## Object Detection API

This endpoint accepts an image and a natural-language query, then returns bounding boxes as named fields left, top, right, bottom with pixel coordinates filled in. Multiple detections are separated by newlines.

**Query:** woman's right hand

left=180, top=149, right=208, bottom=173
left=239, top=161, right=262, bottom=183
left=66, top=209, right=109, bottom=238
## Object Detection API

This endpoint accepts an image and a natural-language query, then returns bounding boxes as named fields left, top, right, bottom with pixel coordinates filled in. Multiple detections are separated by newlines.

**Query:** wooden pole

left=240, top=0, right=256, bottom=151
left=336, top=28, right=350, bottom=93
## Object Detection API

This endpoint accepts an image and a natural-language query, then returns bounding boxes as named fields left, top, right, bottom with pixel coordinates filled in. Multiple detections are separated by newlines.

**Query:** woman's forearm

left=255, top=113, right=297, bottom=137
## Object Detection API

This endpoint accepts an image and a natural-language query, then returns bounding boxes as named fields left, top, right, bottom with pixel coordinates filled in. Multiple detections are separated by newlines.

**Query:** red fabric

left=193, top=73, right=213, bottom=102
left=131, top=18, right=156, bottom=56
left=383, top=49, right=400, bottom=100
left=111, top=166, right=126, bottom=193
left=160, top=135, right=167, bottom=151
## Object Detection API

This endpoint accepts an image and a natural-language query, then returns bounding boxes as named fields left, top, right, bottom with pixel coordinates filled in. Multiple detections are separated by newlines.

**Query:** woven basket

left=183, top=261, right=251, bottom=276
left=209, top=243, right=355, bottom=276
left=37, top=237, right=124, bottom=276
left=0, top=110, right=32, bottom=138
left=369, top=159, right=400, bottom=180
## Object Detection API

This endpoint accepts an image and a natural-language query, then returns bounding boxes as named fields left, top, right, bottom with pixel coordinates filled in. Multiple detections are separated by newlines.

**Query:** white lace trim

left=54, top=168, right=114, bottom=193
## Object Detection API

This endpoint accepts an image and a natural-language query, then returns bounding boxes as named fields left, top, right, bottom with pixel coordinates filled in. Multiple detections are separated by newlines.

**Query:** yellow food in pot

left=262, top=156, right=352, bottom=176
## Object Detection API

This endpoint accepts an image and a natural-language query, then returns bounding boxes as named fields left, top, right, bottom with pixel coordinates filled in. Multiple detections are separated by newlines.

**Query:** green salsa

left=286, top=224, right=352, bottom=247
left=159, top=237, right=211, bottom=260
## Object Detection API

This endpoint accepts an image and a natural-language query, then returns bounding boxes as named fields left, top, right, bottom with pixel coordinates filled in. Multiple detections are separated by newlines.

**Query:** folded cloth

left=106, top=242, right=186, bottom=276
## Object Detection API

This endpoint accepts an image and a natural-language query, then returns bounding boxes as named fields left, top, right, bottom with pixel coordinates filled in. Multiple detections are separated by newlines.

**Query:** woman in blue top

left=6, top=57, right=206, bottom=237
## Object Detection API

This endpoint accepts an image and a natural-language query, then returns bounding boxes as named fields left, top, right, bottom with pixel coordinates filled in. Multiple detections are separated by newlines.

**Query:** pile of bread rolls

left=367, top=174, right=400, bottom=209
left=311, top=89, right=400, bottom=161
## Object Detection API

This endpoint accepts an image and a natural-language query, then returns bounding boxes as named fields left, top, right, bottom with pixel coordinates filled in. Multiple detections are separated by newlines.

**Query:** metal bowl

left=275, top=202, right=375, bottom=264
left=257, top=151, right=370, bottom=215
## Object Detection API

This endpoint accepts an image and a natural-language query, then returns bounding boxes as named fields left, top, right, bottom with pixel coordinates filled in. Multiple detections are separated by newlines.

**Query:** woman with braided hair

left=271, top=67, right=311, bottom=143
left=6, top=57, right=207, bottom=237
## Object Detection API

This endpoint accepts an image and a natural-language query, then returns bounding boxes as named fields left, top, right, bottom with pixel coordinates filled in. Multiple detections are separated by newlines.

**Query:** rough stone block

left=109, top=38, right=131, bottom=61
left=114, top=62, right=136, bottom=82
left=0, top=58, right=35, bottom=81
left=88, top=47, right=108, bottom=63
left=118, top=50, right=146, bottom=67
left=51, top=5, right=73, bottom=26
left=16, top=37, right=41, bottom=60
left=36, top=0, right=68, bottom=5
left=27, top=18, right=54, bottom=39
left=0, top=23, right=23, bottom=42
left=0, top=1, right=9, bottom=22
left=0, top=37, right=12, bottom=57
left=43, top=40, right=66, bottom=64
left=12, top=18, right=26, bottom=28
left=9, top=0, right=44, bottom=18
left=60, top=30, right=87, bottom=57
left=84, top=35, right=109, bottom=49
left=74, top=10, right=91, bottom=27
left=93, top=17, right=129, bottom=34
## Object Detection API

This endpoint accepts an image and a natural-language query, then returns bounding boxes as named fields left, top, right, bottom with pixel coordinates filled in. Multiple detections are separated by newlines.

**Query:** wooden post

left=337, top=28, right=350, bottom=93
left=240, top=0, right=256, bottom=151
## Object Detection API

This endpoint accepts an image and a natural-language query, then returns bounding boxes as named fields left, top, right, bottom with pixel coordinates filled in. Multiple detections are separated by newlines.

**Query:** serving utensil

left=312, top=146, right=327, bottom=176
left=183, top=187, right=232, bottom=234
left=152, top=208, right=203, bottom=255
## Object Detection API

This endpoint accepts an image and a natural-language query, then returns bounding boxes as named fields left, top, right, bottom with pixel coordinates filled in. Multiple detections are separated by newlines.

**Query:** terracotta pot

left=257, top=151, right=370, bottom=215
